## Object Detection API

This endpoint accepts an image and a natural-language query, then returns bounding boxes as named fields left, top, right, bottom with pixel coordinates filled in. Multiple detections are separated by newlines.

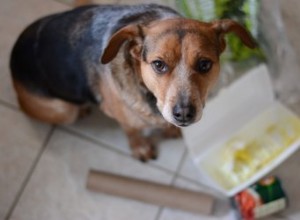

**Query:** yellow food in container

left=208, top=105, right=300, bottom=191
left=182, top=66, right=300, bottom=196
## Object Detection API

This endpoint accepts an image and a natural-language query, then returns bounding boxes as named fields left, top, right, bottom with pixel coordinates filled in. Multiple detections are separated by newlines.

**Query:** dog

left=10, top=4, right=256, bottom=161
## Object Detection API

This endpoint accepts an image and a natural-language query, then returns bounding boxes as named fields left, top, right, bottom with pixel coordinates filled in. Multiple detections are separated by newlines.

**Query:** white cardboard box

left=182, top=65, right=300, bottom=197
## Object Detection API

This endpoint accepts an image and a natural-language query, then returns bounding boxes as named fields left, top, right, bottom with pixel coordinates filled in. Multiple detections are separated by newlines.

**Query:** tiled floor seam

left=0, top=100, right=19, bottom=111
left=0, top=100, right=201, bottom=219
left=154, top=150, right=188, bottom=220
left=4, top=126, right=56, bottom=220
left=175, top=173, right=212, bottom=189
left=59, top=126, right=178, bottom=175
left=59, top=126, right=130, bottom=156
left=60, top=125, right=185, bottom=220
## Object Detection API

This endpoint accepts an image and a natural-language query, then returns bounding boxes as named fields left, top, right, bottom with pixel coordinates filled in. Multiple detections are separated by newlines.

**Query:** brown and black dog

left=10, top=4, right=256, bottom=161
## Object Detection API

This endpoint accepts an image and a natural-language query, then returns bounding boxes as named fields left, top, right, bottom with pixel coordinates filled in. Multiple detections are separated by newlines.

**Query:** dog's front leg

left=161, top=125, right=182, bottom=139
left=125, top=128, right=157, bottom=162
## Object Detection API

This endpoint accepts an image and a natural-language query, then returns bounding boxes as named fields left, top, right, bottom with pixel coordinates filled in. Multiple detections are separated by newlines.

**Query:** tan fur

left=100, top=43, right=168, bottom=128
left=98, top=18, right=255, bottom=160
left=139, top=19, right=222, bottom=125
left=13, top=79, right=80, bottom=124
left=99, top=45, right=174, bottom=161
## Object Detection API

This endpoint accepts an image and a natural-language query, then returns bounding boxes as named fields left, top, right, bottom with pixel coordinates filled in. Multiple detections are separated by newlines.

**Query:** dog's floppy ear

left=101, top=25, right=144, bottom=64
left=211, top=19, right=257, bottom=53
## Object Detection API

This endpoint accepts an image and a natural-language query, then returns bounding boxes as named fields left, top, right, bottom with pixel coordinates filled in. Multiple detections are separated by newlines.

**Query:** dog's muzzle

left=172, top=103, right=196, bottom=127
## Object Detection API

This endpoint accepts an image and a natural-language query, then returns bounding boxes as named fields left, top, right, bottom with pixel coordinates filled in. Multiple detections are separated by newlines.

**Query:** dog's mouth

left=176, top=122, right=193, bottom=127
left=171, top=115, right=200, bottom=127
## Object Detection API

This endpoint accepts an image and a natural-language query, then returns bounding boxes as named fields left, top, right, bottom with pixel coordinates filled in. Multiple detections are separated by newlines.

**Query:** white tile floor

left=0, top=0, right=299, bottom=220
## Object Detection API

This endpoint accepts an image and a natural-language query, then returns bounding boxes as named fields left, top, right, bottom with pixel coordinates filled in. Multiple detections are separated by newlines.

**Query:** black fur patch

left=142, top=46, right=148, bottom=62
left=10, top=4, right=180, bottom=105
left=144, top=91, right=160, bottom=115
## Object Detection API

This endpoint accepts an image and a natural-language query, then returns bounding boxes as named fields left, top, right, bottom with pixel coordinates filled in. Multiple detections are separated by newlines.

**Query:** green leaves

left=176, top=0, right=265, bottom=63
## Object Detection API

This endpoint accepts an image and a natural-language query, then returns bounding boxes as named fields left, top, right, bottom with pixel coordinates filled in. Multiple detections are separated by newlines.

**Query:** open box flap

left=182, top=65, right=274, bottom=157
left=198, top=102, right=300, bottom=196
left=181, top=65, right=300, bottom=196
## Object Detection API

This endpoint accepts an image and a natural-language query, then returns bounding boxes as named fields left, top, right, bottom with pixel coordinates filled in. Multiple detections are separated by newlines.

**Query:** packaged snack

left=231, top=176, right=287, bottom=220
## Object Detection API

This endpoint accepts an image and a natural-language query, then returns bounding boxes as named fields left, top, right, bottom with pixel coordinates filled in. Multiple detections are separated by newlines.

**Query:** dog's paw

left=132, top=142, right=157, bottom=162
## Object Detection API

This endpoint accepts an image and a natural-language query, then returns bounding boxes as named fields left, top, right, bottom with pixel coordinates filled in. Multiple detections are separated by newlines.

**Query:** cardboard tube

left=86, top=169, right=214, bottom=215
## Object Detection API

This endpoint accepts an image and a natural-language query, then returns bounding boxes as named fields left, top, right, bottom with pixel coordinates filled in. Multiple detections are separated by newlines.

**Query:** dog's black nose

left=172, top=104, right=196, bottom=125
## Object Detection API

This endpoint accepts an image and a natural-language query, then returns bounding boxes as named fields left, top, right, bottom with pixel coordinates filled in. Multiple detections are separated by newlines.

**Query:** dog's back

left=10, top=4, right=180, bottom=105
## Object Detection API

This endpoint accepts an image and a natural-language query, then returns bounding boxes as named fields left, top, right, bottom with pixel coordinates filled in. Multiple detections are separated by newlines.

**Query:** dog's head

left=101, top=18, right=256, bottom=127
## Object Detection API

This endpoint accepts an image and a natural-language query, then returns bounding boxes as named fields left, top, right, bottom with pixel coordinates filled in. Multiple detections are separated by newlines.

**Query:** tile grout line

left=154, top=208, right=164, bottom=220
left=60, top=126, right=198, bottom=220
left=61, top=126, right=189, bottom=220
left=0, top=99, right=190, bottom=176
left=0, top=109, right=200, bottom=219
left=0, top=100, right=19, bottom=111
left=59, top=126, right=130, bottom=156
left=175, top=173, right=203, bottom=187
left=154, top=149, right=188, bottom=220
left=61, top=126, right=194, bottom=182
left=167, top=149, right=213, bottom=189
left=171, top=149, right=188, bottom=185
left=62, top=126, right=198, bottom=186
left=4, top=126, right=56, bottom=220
left=59, top=126, right=178, bottom=175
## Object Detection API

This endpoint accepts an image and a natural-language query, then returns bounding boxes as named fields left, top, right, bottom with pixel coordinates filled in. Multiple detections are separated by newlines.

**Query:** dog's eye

left=197, top=59, right=212, bottom=74
left=151, top=60, right=169, bottom=74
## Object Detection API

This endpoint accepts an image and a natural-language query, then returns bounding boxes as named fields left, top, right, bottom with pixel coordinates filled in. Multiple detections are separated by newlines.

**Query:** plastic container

left=181, top=65, right=300, bottom=197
